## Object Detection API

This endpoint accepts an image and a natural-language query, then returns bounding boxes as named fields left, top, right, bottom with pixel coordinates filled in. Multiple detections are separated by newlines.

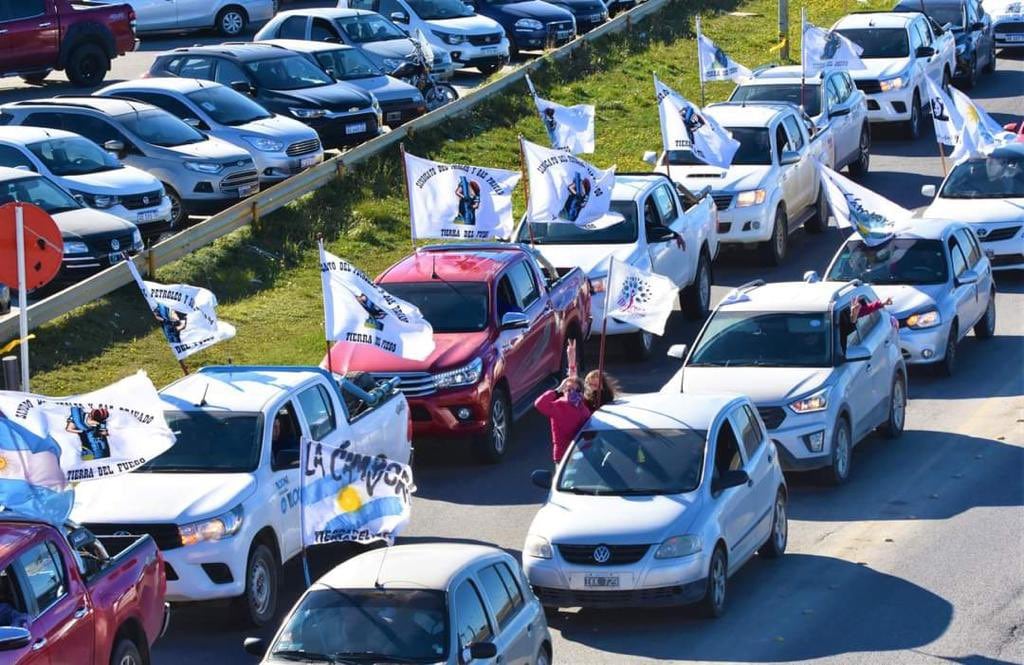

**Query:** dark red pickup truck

left=0, top=0, right=137, bottom=87
left=325, top=243, right=592, bottom=463
left=0, top=516, right=167, bottom=665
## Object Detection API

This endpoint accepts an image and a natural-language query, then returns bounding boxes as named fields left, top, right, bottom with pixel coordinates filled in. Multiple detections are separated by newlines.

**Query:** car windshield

left=940, top=154, right=1024, bottom=198
left=731, top=84, right=822, bottom=118
left=315, top=48, right=383, bottom=79
left=407, top=0, right=474, bottom=20
left=382, top=282, right=489, bottom=333
left=337, top=15, right=412, bottom=42
left=558, top=428, right=707, bottom=496
left=27, top=137, right=122, bottom=176
left=689, top=311, right=833, bottom=367
left=0, top=175, right=81, bottom=214
left=827, top=238, right=949, bottom=285
left=137, top=411, right=261, bottom=473
left=836, top=28, right=910, bottom=58
left=245, top=55, right=335, bottom=90
left=117, top=109, right=206, bottom=147
left=666, top=127, right=771, bottom=166
left=516, top=201, right=637, bottom=244
left=186, top=86, right=272, bottom=125
left=923, top=5, right=965, bottom=28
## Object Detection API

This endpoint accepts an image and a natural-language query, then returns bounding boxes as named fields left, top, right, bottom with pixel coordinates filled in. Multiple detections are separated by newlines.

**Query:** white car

left=514, top=173, right=719, bottom=360
left=89, top=0, right=275, bottom=36
left=989, top=0, right=1024, bottom=49
left=0, top=126, right=172, bottom=235
left=523, top=392, right=788, bottom=617
left=832, top=11, right=956, bottom=138
left=921, top=142, right=1024, bottom=271
left=72, top=366, right=412, bottom=627
left=672, top=279, right=907, bottom=484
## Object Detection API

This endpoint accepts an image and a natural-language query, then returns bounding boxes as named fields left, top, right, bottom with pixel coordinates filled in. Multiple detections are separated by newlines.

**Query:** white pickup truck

left=514, top=172, right=718, bottom=360
left=72, top=365, right=411, bottom=627
left=647, top=102, right=832, bottom=266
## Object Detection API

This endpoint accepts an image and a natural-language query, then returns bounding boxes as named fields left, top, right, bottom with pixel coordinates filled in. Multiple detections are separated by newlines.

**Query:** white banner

left=526, top=75, right=595, bottom=154
left=948, top=86, right=1014, bottom=161
left=819, top=163, right=911, bottom=247
left=0, top=372, right=175, bottom=483
left=605, top=258, right=677, bottom=336
left=404, top=151, right=521, bottom=241
left=522, top=138, right=621, bottom=228
left=924, top=76, right=962, bottom=147
left=126, top=260, right=235, bottom=361
left=697, top=27, right=751, bottom=83
left=654, top=75, right=739, bottom=169
left=319, top=244, right=435, bottom=361
left=802, top=21, right=866, bottom=76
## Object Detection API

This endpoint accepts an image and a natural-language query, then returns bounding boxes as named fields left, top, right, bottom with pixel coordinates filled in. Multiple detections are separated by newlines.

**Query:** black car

left=894, top=0, right=996, bottom=88
left=546, top=0, right=608, bottom=34
left=148, top=43, right=382, bottom=149
left=470, top=0, right=576, bottom=56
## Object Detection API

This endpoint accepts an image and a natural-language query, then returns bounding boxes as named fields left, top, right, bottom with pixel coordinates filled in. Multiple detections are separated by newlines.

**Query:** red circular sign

left=0, top=202, right=64, bottom=291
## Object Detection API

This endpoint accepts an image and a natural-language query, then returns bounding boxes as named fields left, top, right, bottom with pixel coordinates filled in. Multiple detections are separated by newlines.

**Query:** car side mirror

left=0, top=627, right=31, bottom=651
left=230, top=80, right=255, bottom=95
left=666, top=343, right=687, bottom=359
left=711, top=469, right=749, bottom=494
left=920, top=184, right=936, bottom=198
left=956, top=268, right=979, bottom=286
left=103, top=139, right=124, bottom=156
left=500, top=311, right=529, bottom=330
left=467, top=642, right=498, bottom=661
left=273, top=448, right=301, bottom=469
left=243, top=637, right=267, bottom=657
left=780, top=150, right=801, bottom=166
left=916, top=45, right=935, bottom=58
left=845, top=344, right=871, bottom=362
left=970, top=21, right=985, bottom=30
left=531, top=469, right=553, bottom=489
left=183, top=117, right=204, bottom=129
left=829, top=106, right=850, bottom=119
left=641, top=150, right=658, bottom=165
left=803, top=270, right=821, bottom=283
left=390, top=10, right=409, bottom=23
left=325, top=67, right=339, bottom=79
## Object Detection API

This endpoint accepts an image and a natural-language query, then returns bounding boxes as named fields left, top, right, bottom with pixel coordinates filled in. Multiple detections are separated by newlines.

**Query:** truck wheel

left=164, top=185, right=185, bottom=231
left=823, top=417, right=851, bottom=486
left=757, top=489, right=788, bottom=558
left=880, top=374, right=906, bottom=439
left=760, top=208, right=787, bottom=266
left=476, top=386, right=510, bottom=464
left=983, top=44, right=996, bottom=73
left=110, top=638, right=143, bottom=665
left=847, top=124, right=871, bottom=178
left=961, top=55, right=978, bottom=90
left=66, top=43, right=110, bottom=87
left=938, top=324, right=958, bottom=377
left=681, top=250, right=712, bottom=320
left=20, top=70, right=51, bottom=85
left=237, top=543, right=278, bottom=627
left=627, top=330, right=654, bottom=361
left=904, top=90, right=921, bottom=140
left=804, top=187, right=828, bottom=234
left=217, top=6, right=248, bottom=36
left=973, top=290, right=996, bottom=339
left=699, top=545, right=728, bottom=618
left=477, top=63, right=502, bottom=76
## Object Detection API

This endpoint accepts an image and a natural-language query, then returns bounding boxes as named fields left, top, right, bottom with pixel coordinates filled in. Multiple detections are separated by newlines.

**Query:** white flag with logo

left=0, top=372, right=175, bottom=483
left=697, top=29, right=751, bottom=83
left=802, top=21, right=866, bottom=76
left=126, top=260, right=235, bottom=361
left=948, top=86, right=1015, bottom=161
left=818, top=163, right=911, bottom=247
left=411, top=28, right=435, bottom=66
left=526, top=75, right=595, bottom=154
left=924, top=76, right=963, bottom=147
left=522, top=138, right=621, bottom=229
left=654, top=75, right=739, bottom=169
left=403, top=151, right=521, bottom=241
left=319, top=243, right=435, bottom=361
left=605, top=258, right=677, bottom=336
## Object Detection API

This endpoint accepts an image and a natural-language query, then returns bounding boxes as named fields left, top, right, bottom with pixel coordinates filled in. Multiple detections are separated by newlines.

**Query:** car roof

left=380, top=245, right=529, bottom=283
left=316, top=543, right=506, bottom=591
left=0, top=520, right=50, bottom=562
left=747, top=65, right=826, bottom=84
left=3, top=96, right=158, bottom=117
left=588, top=393, right=743, bottom=432
left=0, top=166, right=44, bottom=182
left=717, top=281, right=858, bottom=312
left=612, top=174, right=670, bottom=201
left=989, top=141, right=1024, bottom=159
left=166, top=42, right=296, bottom=61
left=261, top=39, right=355, bottom=55
left=705, top=102, right=788, bottom=127
left=834, top=12, right=917, bottom=29
left=883, top=217, right=964, bottom=240
left=158, top=366, right=331, bottom=412
left=0, top=125, right=76, bottom=144
left=894, top=0, right=963, bottom=10
left=272, top=7, right=372, bottom=20
left=102, top=77, right=223, bottom=95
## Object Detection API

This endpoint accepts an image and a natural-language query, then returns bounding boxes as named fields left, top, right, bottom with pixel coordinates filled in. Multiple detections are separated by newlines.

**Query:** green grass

left=23, top=0, right=890, bottom=394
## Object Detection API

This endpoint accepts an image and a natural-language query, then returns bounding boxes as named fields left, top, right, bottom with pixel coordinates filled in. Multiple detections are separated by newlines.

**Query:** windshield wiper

left=332, top=653, right=428, bottom=664
left=687, top=361, right=731, bottom=367
left=271, top=649, right=335, bottom=662
left=560, top=486, right=611, bottom=495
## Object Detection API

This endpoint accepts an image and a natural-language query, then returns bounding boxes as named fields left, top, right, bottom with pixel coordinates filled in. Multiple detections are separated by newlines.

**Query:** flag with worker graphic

left=522, top=138, right=622, bottom=229
left=604, top=258, right=677, bottom=336
left=526, top=75, right=595, bottom=154
left=654, top=76, right=739, bottom=169
left=0, top=372, right=175, bottom=483
left=818, top=163, right=912, bottom=247
left=403, top=151, right=521, bottom=241
left=802, top=21, right=866, bottom=76
left=319, top=243, right=435, bottom=361
left=924, top=76, right=963, bottom=147
left=0, top=414, right=73, bottom=526
left=697, top=29, right=751, bottom=83
left=126, top=259, right=235, bottom=361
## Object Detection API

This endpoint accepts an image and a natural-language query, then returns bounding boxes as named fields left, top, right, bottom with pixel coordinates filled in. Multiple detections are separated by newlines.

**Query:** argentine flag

left=0, top=416, right=72, bottom=526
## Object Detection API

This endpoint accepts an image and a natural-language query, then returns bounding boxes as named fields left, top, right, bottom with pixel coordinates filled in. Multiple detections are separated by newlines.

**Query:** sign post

left=15, top=205, right=28, bottom=391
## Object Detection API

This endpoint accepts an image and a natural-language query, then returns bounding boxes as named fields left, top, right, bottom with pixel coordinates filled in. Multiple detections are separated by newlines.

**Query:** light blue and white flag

left=0, top=415, right=72, bottom=526
left=948, top=86, right=1015, bottom=161
left=696, top=19, right=751, bottom=83
left=924, top=76, right=963, bottom=147
left=654, top=75, right=739, bottom=169
left=526, top=75, right=596, bottom=154
left=802, top=18, right=866, bottom=76
left=818, top=163, right=912, bottom=247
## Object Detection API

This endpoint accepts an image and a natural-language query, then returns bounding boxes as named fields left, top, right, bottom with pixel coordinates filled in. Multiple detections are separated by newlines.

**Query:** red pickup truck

left=0, top=0, right=137, bottom=87
left=0, top=516, right=167, bottom=665
left=325, top=243, right=592, bottom=463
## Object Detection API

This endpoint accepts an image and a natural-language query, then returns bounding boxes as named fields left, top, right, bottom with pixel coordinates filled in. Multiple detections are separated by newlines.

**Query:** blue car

left=470, top=0, right=576, bottom=56
left=546, top=0, right=608, bottom=34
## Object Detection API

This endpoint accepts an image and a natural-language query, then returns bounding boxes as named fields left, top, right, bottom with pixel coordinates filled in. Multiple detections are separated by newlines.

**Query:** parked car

left=818, top=218, right=996, bottom=375
left=244, top=544, right=553, bottom=664
left=325, top=243, right=592, bottom=464
left=523, top=392, right=787, bottom=616
left=0, top=514, right=168, bottom=665
left=647, top=102, right=833, bottom=266
left=516, top=173, right=718, bottom=360
left=894, top=0, right=996, bottom=88
left=468, top=0, right=576, bottom=57
left=670, top=279, right=907, bottom=484
left=0, top=0, right=136, bottom=87
left=148, top=43, right=382, bottom=149
left=97, top=78, right=325, bottom=186
left=604, top=0, right=636, bottom=17
left=254, top=7, right=456, bottom=80
left=989, top=0, right=1024, bottom=50
left=0, top=96, right=259, bottom=229
left=261, top=39, right=427, bottom=127
left=920, top=142, right=1024, bottom=271
left=546, top=0, right=607, bottom=34
left=832, top=11, right=956, bottom=138
left=0, top=167, right=143, bottom=286
left=730, top=66, right=871, bottom=177
left=342, top=0, right=511, bottom=75
left=87, top=0, right=274, bottom=37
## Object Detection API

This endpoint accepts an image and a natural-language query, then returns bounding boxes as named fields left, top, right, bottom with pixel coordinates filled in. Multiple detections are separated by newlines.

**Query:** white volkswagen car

left=523, top=392, right=787, bottom=617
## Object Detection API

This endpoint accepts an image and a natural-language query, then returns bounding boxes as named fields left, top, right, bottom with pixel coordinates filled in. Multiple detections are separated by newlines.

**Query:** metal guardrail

left=0, top=0, right=671, bottom=343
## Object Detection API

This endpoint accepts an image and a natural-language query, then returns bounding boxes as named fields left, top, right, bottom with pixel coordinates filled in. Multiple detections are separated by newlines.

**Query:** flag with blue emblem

left=654, top=75, right=739, bottom=169
left=818, top=163, right=911, bottom=247
left=0, top=413, right=72, bottom=526
left=696, top=23, right=750, bottom=83
left=948, top=86, right=1015, bottom=161
left=801, top=19, right=866, bottom=76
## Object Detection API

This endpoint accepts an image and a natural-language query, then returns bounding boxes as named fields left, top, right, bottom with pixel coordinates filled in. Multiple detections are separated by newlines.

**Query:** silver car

left=97, top=79, right=325, bottom=186
left=89, top=0, right=275, bottom=37
left=245, top=544, right=553, bottom=665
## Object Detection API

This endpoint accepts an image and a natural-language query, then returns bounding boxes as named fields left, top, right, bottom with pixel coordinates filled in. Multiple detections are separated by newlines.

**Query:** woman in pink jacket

left=534, top=376, right=592, bottom=464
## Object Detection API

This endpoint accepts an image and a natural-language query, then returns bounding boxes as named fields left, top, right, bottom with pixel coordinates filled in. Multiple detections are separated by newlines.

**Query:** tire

left=804, top=186, right=828, bottom=233
left=699, top=545, right=728, bottom=618
left=164, top=185, right=186, bottom=231
left=758, top=489, right=788, bottom=558
left=973, top=291, right=996, bottom=338
left=938, top=323, right=958, bottom=377
left=536, top=645, right=552, bottom=665
left=477, top=63, right=502, bottom=76
left=424, top=83, right=458, bottom=111
left=217, top=6, right=247, bottom=37
left=110, top=638, right=143, bottom=665
left=847, top=124, right=871, bottom=178
left=65, top=43, right=110, bottom=87
left=824, top=417, right=852, bottom=486
left=881, top=374, right=906, bottom=439
left=961, top=55, right=978, bottom=90
left=760, top=207, right=787, bottom=266
left=904, top=90, right=921, bottom=140
left=626, top=329, right=654, bottom=361
left=983, top=44, right=996, bottom=73
left=235, top=543, right=278, bottom=627
left=681, top=250, right=712, bottom=321
left=476, top=386, right=510, bottom=464
left=20, top=70, right=51, bottom=85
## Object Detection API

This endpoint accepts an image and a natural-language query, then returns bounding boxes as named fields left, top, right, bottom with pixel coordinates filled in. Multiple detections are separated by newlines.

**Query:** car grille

left=548, top=20, right=574, bottom=34
left=83, top=522, right=182, bottom=551
left=533, top=585, right=687, bottom=607
left=121, top=189, right=163, bottom=211
left=994, top=21, right=1024, bottom=33
left=977, top=225, right=1020, bottom=242
left=991, top=253, right=1024, bottom=267
left=286, top=138, right=322, bottom=157
left=220, top=168, right=258, bottom=193
left=469, top=32, right=503, bottom=46
left=717, top=222, right=731, bottom=234
left=557, top=543, right=650, bottom=566
left=757, top=406, right=787, bottom=430
left=370, top=372, right=437, bottom=398
left=712, top=194, right=733, bottom=210
left=64, top=233, right=135, bottom=271
left=854, top=80, right=882, bottom=95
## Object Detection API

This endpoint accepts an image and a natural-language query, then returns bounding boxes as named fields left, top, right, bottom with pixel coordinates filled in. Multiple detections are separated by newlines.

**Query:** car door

left=174, top=0, right=211, bottom=30
left=836, top=295, right=874, bottom=434
left=946, top=234, right=976, bottom=340
left=781, top=115, right=814, bottom=214
left=451, top=577, right=498, bottom=665
left=971, top=0, right=994, bottom=65
left=852, top=303, right=889, bottom=433
left=644, top=187, right=688, bottom=287
left=0, top=0, right=59, bottom=73
left=265, top=399, right=305, bottom=562
left=827, top=74, right=856, bottom=166
left=918, top=18, right=945, bottom=82
left=709, top=416, right=758, bottom=564
left=506, top=260, right=557, bottom=397
left=953, top=229, right=988, bottom=328
left=729, top=404, right=776, bottom=547
left=823, top=74, right=849, bottom=164
left=128, top=0, right=179, bottom=31
left=473, top=562, right=533, bottom=665
left=774, top=121, right=801, bottom=228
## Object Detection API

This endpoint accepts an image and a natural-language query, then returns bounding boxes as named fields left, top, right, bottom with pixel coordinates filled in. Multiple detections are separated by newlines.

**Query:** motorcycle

left=392, top=33, right=458, bottom=112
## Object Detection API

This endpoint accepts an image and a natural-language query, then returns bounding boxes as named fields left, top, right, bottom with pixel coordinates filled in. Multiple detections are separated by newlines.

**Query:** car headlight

left=241, top=135, right=284, bottom=152
left=183, top=160, right=224, bottom=174
left=879, top=74, right=908, bottom=92
left=62, top=241, right=89, bottom=255
left=432, top=30, right=465, bottom=45
left=789, top=387, right=829, bottom=414
left=433, top=357, right=483, bottom=390
left=524, top=534, right=552, bottom=559
left=381, top=57, right=404, bottom=71
left=70, top=191, right=119, bottom=208
left=179, top=505, right=243, bottom=547
left=905, top=308, right=940, bottom=329
left=131, top=229, right=143, bottom=250
left=735, top=189, right=766, bottom=207
left=289, top=107, right=327, bottom=119
left=515, top=18, right=544, bottom=30
left=654, top=535, right=702, bottom=559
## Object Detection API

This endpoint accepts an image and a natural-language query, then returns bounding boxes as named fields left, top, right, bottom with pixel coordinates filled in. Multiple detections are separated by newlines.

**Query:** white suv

left=670, top=279, right=907, bottom=485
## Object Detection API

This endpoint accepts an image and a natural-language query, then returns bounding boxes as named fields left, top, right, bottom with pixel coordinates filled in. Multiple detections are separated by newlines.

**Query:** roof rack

left=707, top=100, right=800, bottom=113
left=416, top=242, right=524, bottom=254
left=718, top=279, right=765, bottom=307
left=833, top=279, right=862, bottom=301
left=616, top=171, right=707, bottom=207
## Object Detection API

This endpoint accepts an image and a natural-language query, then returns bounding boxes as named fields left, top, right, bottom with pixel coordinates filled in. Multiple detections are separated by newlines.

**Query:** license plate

left=386, top=111, right=402, bottom=122
left=137, top=211, right=161, bottom=223
left=557, top=30, right=573, bottom=39
left=345, top=122, right=367, bottom=135
left=238, top=183, right=258, bottom=197
left=584, top=574, right=620, bottom=588
left=300, top=156, right=318, bottom=168
left=481, top=46, right=497, bottom=52
left=1006, top=34, right=1024, bottom=41
left=108, top=251, right=122, bottom=264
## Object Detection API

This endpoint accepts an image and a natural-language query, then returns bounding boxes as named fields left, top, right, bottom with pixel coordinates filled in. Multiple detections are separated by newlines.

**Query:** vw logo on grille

left=592, top=545, right=611, bottom=564
left=237, top=160, right=247, bottom=167
left=113, top=530, right=131, bottom=537
left=142, top=196, right=150, bottom=205
left=976, top=227, right=989, bottom=238
left=110, top=238, right=120, bottom=251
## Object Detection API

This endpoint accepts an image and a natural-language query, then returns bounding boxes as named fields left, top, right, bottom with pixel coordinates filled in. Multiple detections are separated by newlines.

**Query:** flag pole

left=14, top=204, right=29, bottom=391
left=178, top=360, right=189, bottom=376
left=596, top=255, right=613, bottom=381
left=696, top=16, right=707, bottom=108
left=937, top=142, right=948, bottom=176
left=519, top=135, right=537, bottom=246
left=800, top=8, right=807, bottom=111
left=399, top=143, right=415, bottom=251
left=299, top=439, right=312, bottom=588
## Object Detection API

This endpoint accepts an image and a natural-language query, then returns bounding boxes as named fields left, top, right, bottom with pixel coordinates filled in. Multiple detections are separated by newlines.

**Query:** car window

left=909, top=22, right=924, bottom=51
left=278, top=15, right=308, bottom=40
left=349, top=0, right=377, bottom=9
left=380, top=0, right=407, bottom=16
left=948, top=236, right=968, bottom=277
left=25, top=113, right=125, bottom=147
left=179, top=56, right=215, bottom=80
left=17, top=542, right=66, bottom=615
left=855, top=309, right=881, bottom=340
left=297, top=384, right=337, bottom=438
left=652, top=185, right=678, bottom=224
left=214, top=59, right=249, bottom=87
left=0, top=564, right=29, bottom=627
left=270, top=401, right=302, bottom=469
left=496, top=275, right=518, bottom=318
left=956, top=229, right=982, bottom=266
left=713, top=419, right=744, bottom=481
left=494, top=563, right=525, bottom=614
left=453, top=580, right=493, bottom=648
left=119, top=91, right=198, bottom=124
left=965, top=228, right=983, bottom=265
left=825, top=76, right=842, bottom=108
left=0, top=144, right=33, bottom=170
left=312, top=17, right=341, bottom=42
left=643, top=195, right=661, bottom=228
left=476, top=564, right=519, bottom=630
left=4, top=0, right=44, bottom=20
left=782, top=116, right=805, bottom=151
left=774, top=123, right=789, bottom=161
left=507, top=261, right=540, bottom=310
left=734, top=405, right=763, bottom=459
